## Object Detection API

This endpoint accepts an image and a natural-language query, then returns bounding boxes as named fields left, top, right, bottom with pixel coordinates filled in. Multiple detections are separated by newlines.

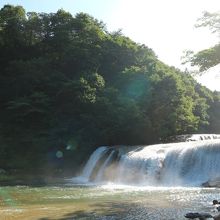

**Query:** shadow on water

left=37, top=201, right=146, bottom=220
left=37, top=200, right=187, bottom=220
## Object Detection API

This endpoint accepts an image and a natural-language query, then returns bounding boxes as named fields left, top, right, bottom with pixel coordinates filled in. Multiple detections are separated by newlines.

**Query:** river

left=2, top=137, right=220, bottom=219
left=0, top=184, right=220, bottom=220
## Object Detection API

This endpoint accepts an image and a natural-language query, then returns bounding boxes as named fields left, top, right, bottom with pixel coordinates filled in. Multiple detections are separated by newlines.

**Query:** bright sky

left=0, top=0, right=220, bottom=91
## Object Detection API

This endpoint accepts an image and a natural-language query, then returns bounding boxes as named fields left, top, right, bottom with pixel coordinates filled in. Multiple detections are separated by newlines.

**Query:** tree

left=184, top=11, right=220, bottom=71
left=0, top=4, right=26, bottom=47
left=196, top=11, right=220, bottom=35
left=0, top=4, right=220, bottom=172
left=184, top=44, right=220, bottom=71
left=0, top=5, right=27, bottom=70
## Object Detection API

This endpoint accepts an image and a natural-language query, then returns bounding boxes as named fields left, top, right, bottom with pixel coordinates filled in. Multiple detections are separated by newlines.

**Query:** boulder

left=202, top=177, right=220, bottom=188
left=185, top=212, right=213, bottom=219
left=185, top=213, right=220, bottom=220
left=214, top=214, right=220, bottom=220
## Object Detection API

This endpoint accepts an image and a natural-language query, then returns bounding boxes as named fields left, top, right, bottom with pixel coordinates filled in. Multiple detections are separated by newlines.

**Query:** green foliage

left=207, top=92, right=220, bottom=133
left=0, top=4, right=26, bottom=47
left=184, top=45, right=220, bottom=71
left=185, top=11, right=220, bottom=71
left=0, top=5, right=219, bottom=172
left=195, top=11, right=220, bottom=35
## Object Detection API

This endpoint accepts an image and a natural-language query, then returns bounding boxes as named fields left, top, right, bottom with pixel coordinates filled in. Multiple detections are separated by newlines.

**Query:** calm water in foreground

left=0, top=183, right=220, bottom=220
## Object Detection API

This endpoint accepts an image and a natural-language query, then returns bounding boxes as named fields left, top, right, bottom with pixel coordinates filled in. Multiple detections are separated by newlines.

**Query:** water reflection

left=0, top=185, right=219, bottom=220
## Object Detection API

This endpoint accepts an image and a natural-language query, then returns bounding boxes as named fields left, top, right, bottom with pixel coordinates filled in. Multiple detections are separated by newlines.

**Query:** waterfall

left=71, top=146, right=107, bottom=183
left=95, top=150, right=115, bottom=182
left=73, top=139, right=220, bottom=186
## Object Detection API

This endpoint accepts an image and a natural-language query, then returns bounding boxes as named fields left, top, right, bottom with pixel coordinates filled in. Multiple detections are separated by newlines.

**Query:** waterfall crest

left=73, top=138, right=220, bottom=186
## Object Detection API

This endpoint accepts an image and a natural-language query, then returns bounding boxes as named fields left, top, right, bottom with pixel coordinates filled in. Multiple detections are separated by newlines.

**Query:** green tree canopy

left=184, top=11, right=220, bottom=71
left=0, top=5, right=219, bottom=172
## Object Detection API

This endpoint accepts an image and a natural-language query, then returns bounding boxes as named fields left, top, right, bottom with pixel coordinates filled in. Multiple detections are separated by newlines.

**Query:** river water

left=0, top=184, right=220, bottom=220
left=2, top=138, right=220, bottom=219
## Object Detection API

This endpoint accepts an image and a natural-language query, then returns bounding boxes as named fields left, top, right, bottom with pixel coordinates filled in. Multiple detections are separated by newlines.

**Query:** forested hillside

left=0, top=5, right=220, bottom=173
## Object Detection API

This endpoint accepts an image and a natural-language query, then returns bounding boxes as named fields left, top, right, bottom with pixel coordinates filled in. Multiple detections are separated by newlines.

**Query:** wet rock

left=213, top=200, right=220, bottom=205
left=185, top=212, right=220, bottom=220
left=214, top=214, right=220, bottom=220
left=185, top=212, right=213, bottom=219
left=202, top=177, right=220, bottom=188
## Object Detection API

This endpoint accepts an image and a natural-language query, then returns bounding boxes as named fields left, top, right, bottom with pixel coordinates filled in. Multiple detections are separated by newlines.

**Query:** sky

left=0, top=0, right=220, bottom=91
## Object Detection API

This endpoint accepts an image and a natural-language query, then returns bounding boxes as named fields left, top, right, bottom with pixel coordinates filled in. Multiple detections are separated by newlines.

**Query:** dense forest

left=0, top=5, right=220, bottom=174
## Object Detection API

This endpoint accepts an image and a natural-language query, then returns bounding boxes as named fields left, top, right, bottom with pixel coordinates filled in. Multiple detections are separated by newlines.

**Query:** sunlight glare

left=109, top=0, right=219, bottom=68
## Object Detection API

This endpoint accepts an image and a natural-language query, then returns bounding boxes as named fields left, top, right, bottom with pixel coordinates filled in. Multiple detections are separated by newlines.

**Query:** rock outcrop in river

left=202, top=177, right=220, bottom=188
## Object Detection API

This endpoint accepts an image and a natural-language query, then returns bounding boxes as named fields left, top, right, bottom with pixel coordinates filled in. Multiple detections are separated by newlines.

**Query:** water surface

left=0, top=184, right=219, bottom=220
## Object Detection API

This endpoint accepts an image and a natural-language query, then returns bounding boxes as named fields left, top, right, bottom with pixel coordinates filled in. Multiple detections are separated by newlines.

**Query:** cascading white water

left=74, top=139, right=220, bottom=186
left=95, top=150, right=115, bottom=182
left=162, top=140, right=220, bottom=186
left=71, top=146, right=108, bottom=183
